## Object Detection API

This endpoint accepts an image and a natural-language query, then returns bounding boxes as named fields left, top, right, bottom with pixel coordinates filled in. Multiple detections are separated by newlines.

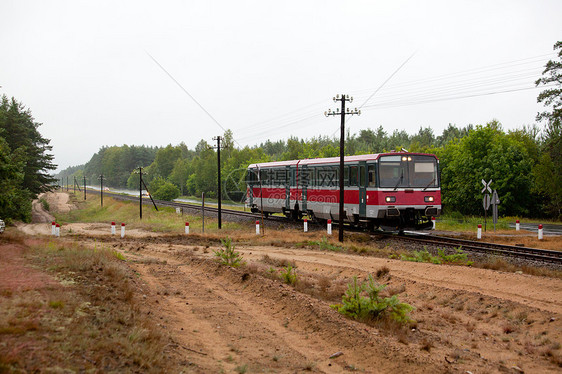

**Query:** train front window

left=379, top=155, right=438, bottom=188
left=379, top=156, right=406, bottom=188
left=410, top=156, right=438, bottom=188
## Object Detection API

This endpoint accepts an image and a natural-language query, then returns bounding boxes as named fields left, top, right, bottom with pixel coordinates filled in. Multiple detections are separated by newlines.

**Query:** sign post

left=491, top=189, right=500, bottom=232
left=481, top=179, right=492, bottom=232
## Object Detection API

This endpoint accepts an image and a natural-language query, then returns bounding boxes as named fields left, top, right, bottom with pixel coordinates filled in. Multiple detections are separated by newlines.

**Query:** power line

left=331, top=52, right=416, bottom=137
left=355, top=53, right=554, bottom=93
left=362, top=84, right=555, bottom=110
left=241, top=53, right=554, bottom=144
left=146, top=51, right=241, bottom=148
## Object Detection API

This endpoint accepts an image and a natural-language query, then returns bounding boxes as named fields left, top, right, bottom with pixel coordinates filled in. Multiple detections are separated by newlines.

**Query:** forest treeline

left=0, top=95, right=57, bottom=222
left=56, top=120, right=560, bottom=220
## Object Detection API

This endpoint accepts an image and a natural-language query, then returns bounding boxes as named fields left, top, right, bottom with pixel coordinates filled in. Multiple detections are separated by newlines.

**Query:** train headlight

left=424, top=196, right=434, bottom=202
left=385, top=196, right=396, bottom=203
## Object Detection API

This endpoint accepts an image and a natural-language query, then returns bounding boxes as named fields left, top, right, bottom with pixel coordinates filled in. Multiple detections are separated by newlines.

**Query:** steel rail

left=387, top=232, right=562, bottom=265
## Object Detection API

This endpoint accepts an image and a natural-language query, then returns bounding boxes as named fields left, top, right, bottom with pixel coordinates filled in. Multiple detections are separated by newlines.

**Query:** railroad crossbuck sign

left=481, top=179, right=492, bottom=210
left=491, top=189, right=500, bottom=231
left=481, top=179, right=492, bottom=194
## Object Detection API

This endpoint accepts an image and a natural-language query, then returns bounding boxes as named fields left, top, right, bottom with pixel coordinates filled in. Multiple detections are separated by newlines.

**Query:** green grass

left=436, top=214, right=510, bottom=231
left=58, top=193, right=245, bottom=233
left=437, top=214, right=562, bottom=232
left=399, top=247, right=473, bottom=266
left=300, top=236, right=343, bottom=251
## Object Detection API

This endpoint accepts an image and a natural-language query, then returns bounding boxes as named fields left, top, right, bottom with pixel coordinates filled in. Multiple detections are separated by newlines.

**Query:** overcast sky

left=1, top=0, right=560, bottom=172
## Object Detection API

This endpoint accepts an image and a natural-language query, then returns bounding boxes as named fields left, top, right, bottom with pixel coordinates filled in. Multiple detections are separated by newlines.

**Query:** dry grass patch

left=0, top=235, right=175, bottom=373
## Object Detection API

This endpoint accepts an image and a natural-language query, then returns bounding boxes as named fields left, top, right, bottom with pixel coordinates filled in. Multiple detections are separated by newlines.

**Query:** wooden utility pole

left=212, top=136, right=226, bottom=229
left=325, top=94, right=360, bottom=242
left=135, top=166, right=158, bottom=219
left=99, top=175, right=105, bottom=207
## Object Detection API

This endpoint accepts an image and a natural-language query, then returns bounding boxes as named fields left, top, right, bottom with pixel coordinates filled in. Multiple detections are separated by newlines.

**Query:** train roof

left=248, top=152, right=438, bottom=168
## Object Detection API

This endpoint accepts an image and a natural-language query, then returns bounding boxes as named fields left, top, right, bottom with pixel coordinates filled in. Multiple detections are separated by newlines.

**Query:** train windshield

left=378, top=155, right=438, bottom=189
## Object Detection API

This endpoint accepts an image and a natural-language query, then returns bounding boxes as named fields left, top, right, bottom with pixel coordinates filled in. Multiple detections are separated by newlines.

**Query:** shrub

left=280, top=264, right=298, bottom=285
left=400, top=249, right=441, bottom=264
left=214, top=237, right=245, bottom=267
left=400, top=247, right=472, bottom=266
left=152, top=181, right=180, bottom=201
left=437, top=248, right=472, bottom=265
left=331, top=275, right=414, bottom=324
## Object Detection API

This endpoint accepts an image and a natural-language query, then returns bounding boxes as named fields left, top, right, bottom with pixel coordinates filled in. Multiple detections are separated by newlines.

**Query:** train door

left=359, top=162, right=367, bottom=217
left=300, top=165, right=309, bottom=213
left=246, top=168, right=256, bottom=206
left=285, top=165, right=291, bottom=211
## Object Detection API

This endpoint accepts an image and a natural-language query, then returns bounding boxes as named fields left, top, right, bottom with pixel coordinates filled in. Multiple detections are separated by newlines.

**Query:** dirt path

left=31, top=193, right=56, bottom=223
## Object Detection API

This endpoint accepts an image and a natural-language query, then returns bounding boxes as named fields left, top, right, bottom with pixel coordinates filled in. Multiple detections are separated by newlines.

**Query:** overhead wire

left=146, top=51, right=242, bottom=148
left=241, top=53, right=554, bottom=145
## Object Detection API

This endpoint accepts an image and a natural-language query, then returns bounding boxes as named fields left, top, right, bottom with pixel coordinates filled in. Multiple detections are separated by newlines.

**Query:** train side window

left=318, top=167, right=337, bottom=187
left=273, top=168, right=287, bottom=186
left=349, top=166, right=358, bottom=186
left=368, top=165, right=377, bottom=187
left=359, top=165, right=366, bottom=187
left=299, top=168, right=312, bottom=186
left=333, top=166, right=339, bottom=187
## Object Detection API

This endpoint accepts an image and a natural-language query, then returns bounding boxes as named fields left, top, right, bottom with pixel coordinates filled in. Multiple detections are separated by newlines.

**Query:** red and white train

left=246, top=152, right=441, bottom=230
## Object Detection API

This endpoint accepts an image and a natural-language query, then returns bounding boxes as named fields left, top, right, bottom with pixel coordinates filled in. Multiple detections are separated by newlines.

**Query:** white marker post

left=255, top=220, right=260, bottom=235
left=304, top=218, right=308, bottom=233
left=55, top=224, right=60, bottom=237
left=327, top=219, right=332, bottom=235
left=538, top=224, right=543, bottom=240
left=185, top=222, right=189, bottom=235
left=121, top=223, right=125, bottom=238
left=516, top=220, right=520, bottom=231
left=477, top=224, right=482, bottom=240
left=111, top=221, right=116, bottom=235
left=432, top=216, right=436, bottom=230
left=51, top=221, right=56, bottom=236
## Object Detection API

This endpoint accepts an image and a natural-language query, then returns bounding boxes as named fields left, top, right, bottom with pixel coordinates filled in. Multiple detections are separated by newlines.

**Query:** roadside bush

left=304, top=237, right=342, bottom=251
left=152, top=181, right=180, bottom=201
left=400, top=247, right=472, bottom=266
left=214, top=237, right=245, bottom=267
left=331, top=275, right=414, bottom=324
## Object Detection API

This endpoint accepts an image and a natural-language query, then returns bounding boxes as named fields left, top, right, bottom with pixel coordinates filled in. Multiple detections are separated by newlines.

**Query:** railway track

left=82, top=189, right=562, bottom=265
left=391, top=232, right=562, bottom=265
left=84, top=189, right=285, bottom=222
